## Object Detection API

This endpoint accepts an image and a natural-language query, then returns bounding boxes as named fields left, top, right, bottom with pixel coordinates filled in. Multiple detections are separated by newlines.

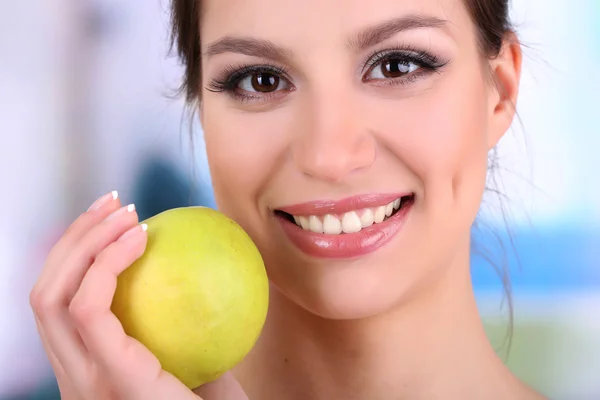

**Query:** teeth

left=374, top=206, right=386, bottom=223
left=290, top=197, right=408, bottom=235
left=308, top=215, right=323, bottom=233
left=298, top=216, right=310, bottom=230
left=323, top=214, right=342, bottom=234
left=360, top=208, right=374, bottom=228
left=341, top=211, right=362, bottom=234
left=385, top=203, right=394, bottom=217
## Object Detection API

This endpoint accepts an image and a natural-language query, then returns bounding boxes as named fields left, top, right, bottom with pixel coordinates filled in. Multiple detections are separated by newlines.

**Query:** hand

left=30, top=191, right=246, bottom=399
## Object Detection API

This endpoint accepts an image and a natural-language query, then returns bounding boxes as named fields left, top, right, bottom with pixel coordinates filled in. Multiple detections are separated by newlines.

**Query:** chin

left=267, top=251, right=420, bottom=321
left=307, top=293, right=401, bottom=321
left=293, top=277, right=407, bottom=321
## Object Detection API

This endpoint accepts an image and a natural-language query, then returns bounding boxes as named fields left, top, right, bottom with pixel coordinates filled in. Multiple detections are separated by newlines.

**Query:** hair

left=170, top=0, right=513, bottom=102
left=169, top=0, right=517, bottom=351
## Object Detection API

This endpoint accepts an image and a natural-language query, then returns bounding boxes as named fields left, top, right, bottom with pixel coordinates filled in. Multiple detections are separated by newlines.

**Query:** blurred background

left=0, top=0, right=598, bottom=399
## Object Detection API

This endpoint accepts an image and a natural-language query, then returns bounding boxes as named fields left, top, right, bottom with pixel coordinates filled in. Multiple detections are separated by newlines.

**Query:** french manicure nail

left=88, top=191, right=118, bottom=211
left=107, top=203, right=136, bottom=220
left=118, top=223, right=148, bottom=242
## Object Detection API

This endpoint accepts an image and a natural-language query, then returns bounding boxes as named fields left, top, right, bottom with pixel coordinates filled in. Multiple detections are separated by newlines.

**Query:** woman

left=30, top=0, right=548, bottom=398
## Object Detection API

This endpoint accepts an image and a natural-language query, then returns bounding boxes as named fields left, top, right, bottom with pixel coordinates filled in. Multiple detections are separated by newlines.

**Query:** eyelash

left=206, top=46, right=449, bottom=102
left=361, top=45, right=448, bottom=82
left=206, top=63, right=292, bottom=102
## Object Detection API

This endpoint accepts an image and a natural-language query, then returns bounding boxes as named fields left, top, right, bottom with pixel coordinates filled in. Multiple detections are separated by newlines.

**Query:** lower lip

left=276, top=201, right=413, bottom=259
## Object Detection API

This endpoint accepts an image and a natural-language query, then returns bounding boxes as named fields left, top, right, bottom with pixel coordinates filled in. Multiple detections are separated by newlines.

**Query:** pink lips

left=275, top=193, right=414, bottom=259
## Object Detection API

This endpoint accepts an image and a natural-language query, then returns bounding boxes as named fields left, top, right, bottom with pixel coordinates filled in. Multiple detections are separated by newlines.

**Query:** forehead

left=200, top=0, right=473, bottom=47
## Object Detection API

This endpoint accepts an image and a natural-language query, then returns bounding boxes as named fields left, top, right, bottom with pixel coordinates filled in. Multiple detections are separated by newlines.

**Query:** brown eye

left=238, top=71, right=289, bottom=93
left=367, top=58, right=419, bottom=80
left=251, top=73, right=279, bottom=92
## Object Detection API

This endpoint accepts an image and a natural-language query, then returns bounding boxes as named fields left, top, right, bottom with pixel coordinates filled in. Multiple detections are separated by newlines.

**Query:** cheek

left=367, top=73, right=490, bottom=225
left=201, top=102, right=289, bottom=228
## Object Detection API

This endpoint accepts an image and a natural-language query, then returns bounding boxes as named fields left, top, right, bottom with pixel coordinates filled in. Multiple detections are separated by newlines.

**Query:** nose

left=292, top=90, right=375, bottom=183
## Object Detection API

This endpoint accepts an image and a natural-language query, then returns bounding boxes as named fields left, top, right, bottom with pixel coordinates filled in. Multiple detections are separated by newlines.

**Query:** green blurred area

left=485, top=319, right=560, bottom=395
left=5, top=318, right=595, bottom=399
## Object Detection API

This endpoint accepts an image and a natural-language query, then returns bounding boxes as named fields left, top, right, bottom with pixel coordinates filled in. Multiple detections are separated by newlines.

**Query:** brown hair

left=170, top=0, right=514, bottom=102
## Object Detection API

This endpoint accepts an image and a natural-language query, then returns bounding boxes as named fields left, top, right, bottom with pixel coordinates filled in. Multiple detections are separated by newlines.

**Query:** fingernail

left=107, top=203, right=136, bottom=220
left=88, top=191, right=118, bottom=211
left=118, top=223, right=148, bottom=242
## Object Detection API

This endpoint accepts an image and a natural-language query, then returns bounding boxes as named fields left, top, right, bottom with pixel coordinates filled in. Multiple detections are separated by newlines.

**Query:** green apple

left=111, top=207, right=269, bottom=389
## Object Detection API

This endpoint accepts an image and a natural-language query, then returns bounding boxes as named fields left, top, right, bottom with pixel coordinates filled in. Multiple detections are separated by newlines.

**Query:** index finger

left=38, top=191, right=121, bottom=283
left=69, top=225, right=198, bottom=399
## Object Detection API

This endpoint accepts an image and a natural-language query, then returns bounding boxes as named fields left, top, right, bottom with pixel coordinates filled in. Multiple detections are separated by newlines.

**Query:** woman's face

left=199, top=0, right=516, bottom=319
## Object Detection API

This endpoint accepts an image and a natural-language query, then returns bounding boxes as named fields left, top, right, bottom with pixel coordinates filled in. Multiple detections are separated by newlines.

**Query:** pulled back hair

left=169, top=0, right=518, bottom=351
left=169, top=0, right=513, bottom=102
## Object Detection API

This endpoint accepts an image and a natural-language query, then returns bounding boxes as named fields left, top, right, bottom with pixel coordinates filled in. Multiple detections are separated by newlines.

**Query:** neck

left=236, top=242, right=520, bottom=400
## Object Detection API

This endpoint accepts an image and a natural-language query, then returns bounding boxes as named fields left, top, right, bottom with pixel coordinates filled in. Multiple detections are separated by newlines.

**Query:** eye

left=365, top=57, right=420, bottom=80
left=206, top=64, right=294, bottom=101
left=238, top=71, right=290, bottom=93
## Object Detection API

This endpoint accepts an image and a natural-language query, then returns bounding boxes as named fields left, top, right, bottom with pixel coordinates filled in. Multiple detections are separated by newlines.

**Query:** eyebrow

left=203, top=14, right=448, bottom=61
left=204, top=36, right=292, bottom=63
left=349, top=15, right=448, bottom=51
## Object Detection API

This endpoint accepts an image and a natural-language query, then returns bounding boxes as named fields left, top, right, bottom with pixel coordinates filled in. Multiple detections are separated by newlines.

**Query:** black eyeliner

left=206, top=63, right=291, bottom=94
left=361, top=45, right=450, bottom=75
left=206, top=45, right=450, bottom=101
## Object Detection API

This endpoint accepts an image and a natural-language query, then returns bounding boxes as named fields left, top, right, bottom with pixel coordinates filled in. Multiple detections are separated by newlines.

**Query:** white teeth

left=341, top=211, right=362, bottom=234
left=374, top=206, right=386, bottom=223
left=290, top=196, right=408, bottom=235
left=360, top=208, right=374, bottom=228
left=385, top=202, right=394, bottom=217
left=308, top=215, right=324, bottom=233
left=298, top=216, right=310, bottom=230
left=323, top=214, right=342, bottom=234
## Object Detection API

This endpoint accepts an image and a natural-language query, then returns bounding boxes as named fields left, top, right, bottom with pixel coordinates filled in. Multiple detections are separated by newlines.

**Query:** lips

left=274, top=193, right=414, bottom=259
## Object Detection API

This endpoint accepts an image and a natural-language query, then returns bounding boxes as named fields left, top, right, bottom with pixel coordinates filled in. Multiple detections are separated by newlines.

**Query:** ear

left=487, top=32, right=522, bottom=150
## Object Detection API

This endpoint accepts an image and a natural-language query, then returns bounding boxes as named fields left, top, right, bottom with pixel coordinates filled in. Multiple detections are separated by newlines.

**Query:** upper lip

left=275, top=193, right=413, bottom=216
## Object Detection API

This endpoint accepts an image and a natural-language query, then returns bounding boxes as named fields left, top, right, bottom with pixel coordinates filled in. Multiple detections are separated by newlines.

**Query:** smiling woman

left=29, top=0, right=549, bottom=399
left=175, top=1, right=539, bottom=399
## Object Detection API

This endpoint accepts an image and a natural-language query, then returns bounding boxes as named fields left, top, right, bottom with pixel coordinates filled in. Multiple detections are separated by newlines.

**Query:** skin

left=30, top=0, right=546, bottom=399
